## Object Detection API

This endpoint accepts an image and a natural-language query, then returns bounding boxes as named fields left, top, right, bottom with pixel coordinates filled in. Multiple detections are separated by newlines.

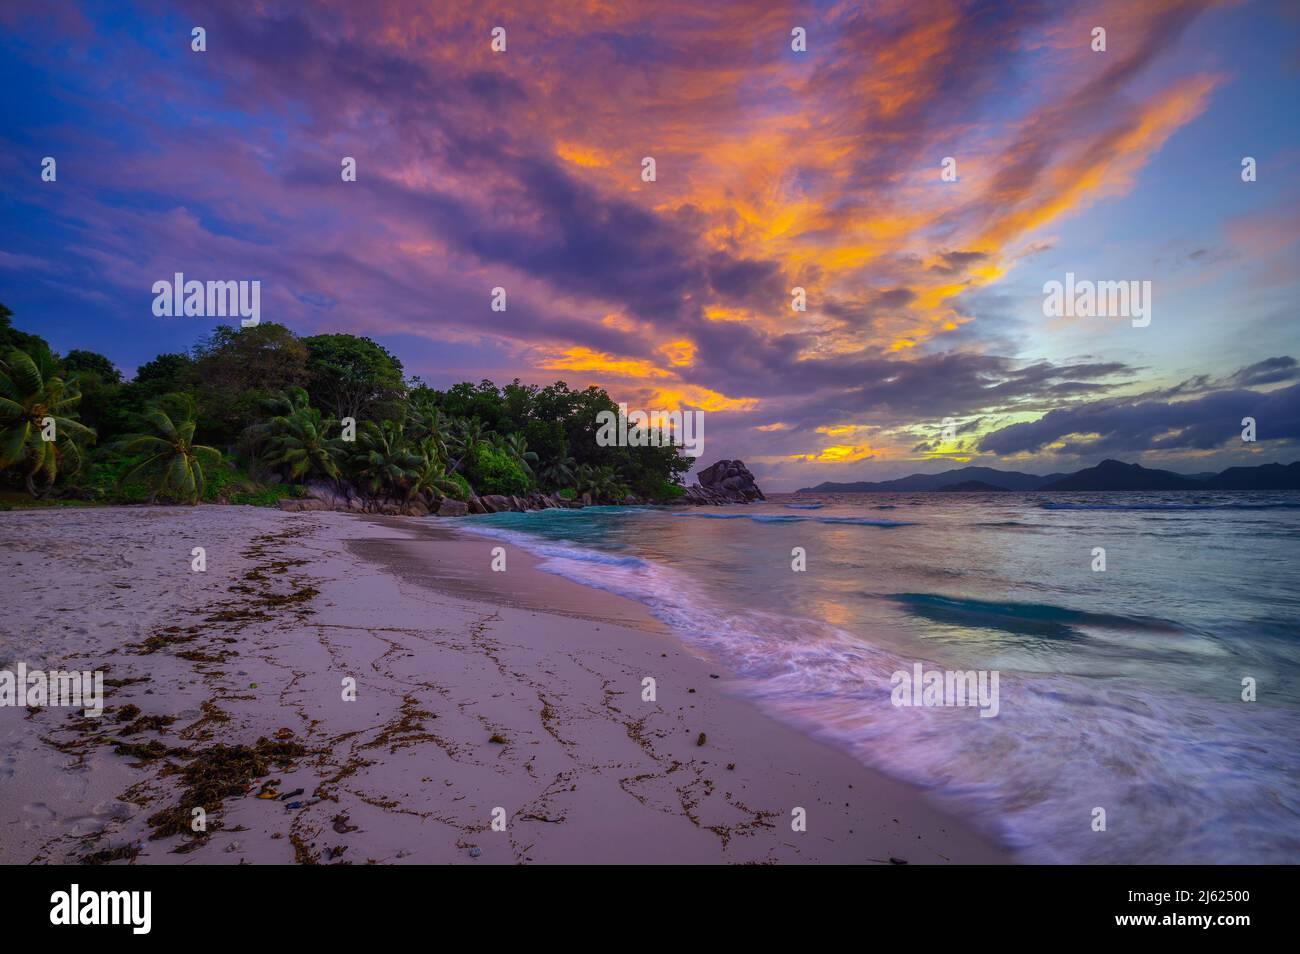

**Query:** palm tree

left=405, top=402, right=452, bottom=464
left=255, top=388, right=345, bottom=484
left=573, top=462, right=596, bottom=493
left=538, top=454, right=576, bottom=491
left=445, top=417, right=493, bottom=476
left=406, top=439, right=463, bottom=504
left=573, top=463, right=626, bottom=502
left=349, top=420, right=423, bottom=498
left=494, top=432, right=539, bottom=479
left=110, top=393, right=221, bottom=504
left=0, top=348, right=96, bottom=497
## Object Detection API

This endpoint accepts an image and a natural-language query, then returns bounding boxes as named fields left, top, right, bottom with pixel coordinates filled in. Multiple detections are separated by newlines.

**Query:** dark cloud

left=930, top=250, right=988, bottom=275
left=980, top=379, right=1300, bottom=455
left=1229, top=356, right=1299, bottom=388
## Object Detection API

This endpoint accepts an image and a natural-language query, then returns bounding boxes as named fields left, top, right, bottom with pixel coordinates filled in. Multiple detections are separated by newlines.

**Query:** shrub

left=470, top=444, right=530, bottom=496
left=444, top=471, right=472, bottom=501
left=655, top=481, right=685, bottom=501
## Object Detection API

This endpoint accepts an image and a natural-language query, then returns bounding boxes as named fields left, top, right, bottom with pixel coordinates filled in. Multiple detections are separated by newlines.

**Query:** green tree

left=406, top=439, right=464, bottom=504
left=110, top=394, right=221, bottom=504
left=302, top=334, right=405, bottom=424
left=470, top=443, right=530, bottom=496
left=446, top=416, right=494, bottom=477
left=133, top=353, right=194, bottom=396
left=191, top=323, right=310, bottom=445
left=492, top=431, right=538, bottom=479
left=349, top=420, right=423, bottom=498
left=0, top=304, right=55, bottom=364
left=62, top=350, right=121, bottom=384
left=61, top=349, right=122, bottom=436
left=0, top=348, right=96, bottom=497
left=253, top=387, right=346, bottom=484
left=405, top=400, right=453, bottom=463
left=538, top=454, right=577, bottom=491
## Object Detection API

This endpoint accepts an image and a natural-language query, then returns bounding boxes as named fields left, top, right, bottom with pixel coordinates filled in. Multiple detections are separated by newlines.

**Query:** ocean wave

left=456, top=524, right=649, bottom=567
left=783, top=503, right=824, bottom=510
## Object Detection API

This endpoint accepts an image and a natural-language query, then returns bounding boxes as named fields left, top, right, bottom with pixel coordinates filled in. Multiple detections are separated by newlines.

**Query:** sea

left=458, top=491, right=1300, bottom=863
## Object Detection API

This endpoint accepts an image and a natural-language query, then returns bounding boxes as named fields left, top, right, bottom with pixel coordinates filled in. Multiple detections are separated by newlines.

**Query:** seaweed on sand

left=80, top=842, right=142, bottom=865
left=117, top=713, right=177, bottom=735
left=113, top=739, right=193, bottom=762
left=147, top=737, right=309, bottom=840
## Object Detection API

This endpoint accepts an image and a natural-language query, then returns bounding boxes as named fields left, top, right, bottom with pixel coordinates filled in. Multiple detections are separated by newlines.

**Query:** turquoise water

left=458, top=492, right=1300, bottom=863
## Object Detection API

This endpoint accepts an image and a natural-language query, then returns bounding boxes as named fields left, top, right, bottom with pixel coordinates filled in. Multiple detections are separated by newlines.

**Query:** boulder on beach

left=683, top=459, right=765, bottom=505
left=437, top=499, right=469, bottom=517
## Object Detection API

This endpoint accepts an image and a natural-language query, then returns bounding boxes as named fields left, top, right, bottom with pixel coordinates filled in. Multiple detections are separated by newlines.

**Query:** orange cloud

left=539, top=347, right=671, bottom=379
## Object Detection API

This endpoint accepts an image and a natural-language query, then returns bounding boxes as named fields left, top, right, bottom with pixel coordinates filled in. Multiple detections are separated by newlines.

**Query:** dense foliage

left=0, top=306, right=690, bottom=508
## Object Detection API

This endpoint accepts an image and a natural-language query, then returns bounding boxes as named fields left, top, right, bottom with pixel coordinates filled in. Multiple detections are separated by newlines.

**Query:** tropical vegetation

left=0, top=304, right=690, bottom=509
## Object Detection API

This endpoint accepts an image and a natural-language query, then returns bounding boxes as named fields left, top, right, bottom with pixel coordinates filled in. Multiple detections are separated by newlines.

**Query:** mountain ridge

left=795, top=460, right=1300, bottom=493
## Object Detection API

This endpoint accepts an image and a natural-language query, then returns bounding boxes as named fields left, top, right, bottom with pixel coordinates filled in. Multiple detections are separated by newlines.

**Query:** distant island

left=797, top=459, right=1300, bottom=493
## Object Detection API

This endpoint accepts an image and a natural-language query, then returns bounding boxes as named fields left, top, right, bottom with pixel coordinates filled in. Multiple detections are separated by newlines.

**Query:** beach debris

left=889, top=857, right=908, bottom=865
left=278, top=787, right=305, bottom=802
left=146, top=737, right=308, bottom=839
left=332, top=814, right=358, bottom=834
left=709, top=674, right=720, bottom=679
left=726, top=763, right=735, bottom=771
left=489, top=733, right=508, bottom=744
left=79, top=842, right=142, bottom=865
left=113, top=739, right=192, bottom=762
left=118, top=713, right=177, bottom=735
left=468, top=847, right=482, bottom=858
left=273, top=727, right=295, bottom=740
left=285, top=798, right=320, bottom=811
left=132, top=629, right=198, bottom=655
left=696, top=732, right=707, bottom=746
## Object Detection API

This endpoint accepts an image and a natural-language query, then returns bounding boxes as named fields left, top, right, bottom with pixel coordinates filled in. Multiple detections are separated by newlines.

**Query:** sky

left=1, top=0, right=1298, bottom=490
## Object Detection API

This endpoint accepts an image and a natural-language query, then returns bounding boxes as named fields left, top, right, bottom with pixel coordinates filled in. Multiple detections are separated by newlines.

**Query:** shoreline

left=0, top=505, right=1008, bottom=864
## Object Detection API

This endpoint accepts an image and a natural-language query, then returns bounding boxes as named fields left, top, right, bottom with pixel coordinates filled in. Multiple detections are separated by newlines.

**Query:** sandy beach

left=0, top=506, right=1006, bottom=865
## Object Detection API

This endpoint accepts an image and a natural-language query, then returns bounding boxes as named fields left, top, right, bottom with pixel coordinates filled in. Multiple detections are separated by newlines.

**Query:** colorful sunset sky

left=2, top=0, right=1298, bottom=489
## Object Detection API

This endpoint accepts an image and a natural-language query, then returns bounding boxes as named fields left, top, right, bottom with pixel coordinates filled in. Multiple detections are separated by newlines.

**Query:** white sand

left=0, top=506, right=1006, bottom=864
